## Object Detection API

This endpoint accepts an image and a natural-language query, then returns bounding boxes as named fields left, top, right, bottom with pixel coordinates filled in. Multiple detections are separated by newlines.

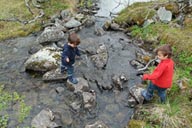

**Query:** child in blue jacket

left=61, top=32, right=81, bottom=84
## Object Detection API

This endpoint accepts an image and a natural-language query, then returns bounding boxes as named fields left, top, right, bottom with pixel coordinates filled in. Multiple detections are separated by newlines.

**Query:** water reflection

left=96, top=0, right=151, bottom=17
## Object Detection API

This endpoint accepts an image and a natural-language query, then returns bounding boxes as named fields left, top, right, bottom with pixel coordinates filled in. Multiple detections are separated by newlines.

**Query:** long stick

left=137, top=57, right=158, bottom=71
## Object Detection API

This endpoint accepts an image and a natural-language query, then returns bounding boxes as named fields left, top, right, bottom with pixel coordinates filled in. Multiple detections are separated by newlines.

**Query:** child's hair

left=68, top=32, right=80, bottom=45
left=155, top=44, right=173, bottom=58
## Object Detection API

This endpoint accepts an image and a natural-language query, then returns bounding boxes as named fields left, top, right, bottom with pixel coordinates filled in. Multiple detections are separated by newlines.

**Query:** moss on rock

left=53, top=53, right=61, bottom=62
left=114, top=2, right=156, bottom=26
left=128, top=119, right=145, bottom=128
left=165, top=2, right=179, bottom=16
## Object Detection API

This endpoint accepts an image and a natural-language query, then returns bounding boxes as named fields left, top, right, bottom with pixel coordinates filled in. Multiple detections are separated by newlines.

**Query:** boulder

left=36, top=27, right=65, bottom=45
left=42, top=68, right=68, bottom=81
left=91, top=44, right=108, bottom=69
left=64, top=18, right=81, bottom=28
left=82, top=91, right=96, bottom=109
left=129, top=85, right=145, bottom=104
left=157, top=7, right=172, bottom=23
left=31, top=109, right=58, bottom=128
left=66, top=77, right=90, bottom=93
left=25, top=47, right=61, bottom=72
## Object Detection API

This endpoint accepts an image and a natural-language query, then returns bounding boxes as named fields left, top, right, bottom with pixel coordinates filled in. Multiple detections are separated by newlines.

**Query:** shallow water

left=0, top=0, right=146, bottom=127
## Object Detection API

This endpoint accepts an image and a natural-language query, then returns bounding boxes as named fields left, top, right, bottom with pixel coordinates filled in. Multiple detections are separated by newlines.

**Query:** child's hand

left=136, top=72, right=144, bottom=76
left=142, top=74, right=148, bottom=80
left=66, top=57, right=70, bottom=62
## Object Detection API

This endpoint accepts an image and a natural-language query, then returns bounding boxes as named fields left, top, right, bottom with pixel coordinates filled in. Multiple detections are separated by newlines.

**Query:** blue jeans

left=142, top=82, right=167, bottom=103
left=61, top=65, right=74, bottom=77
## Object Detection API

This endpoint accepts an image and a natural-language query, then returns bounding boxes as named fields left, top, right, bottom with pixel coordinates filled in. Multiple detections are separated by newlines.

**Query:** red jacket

left=142, top=59, right=174, bottom=88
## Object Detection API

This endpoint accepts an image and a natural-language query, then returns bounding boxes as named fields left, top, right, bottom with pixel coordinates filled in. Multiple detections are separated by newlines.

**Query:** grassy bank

left=114, top=1, right=192, bottom=82
left=115, top=1, right=192, bottom=128
left=0, top=0, right=76, bottom=41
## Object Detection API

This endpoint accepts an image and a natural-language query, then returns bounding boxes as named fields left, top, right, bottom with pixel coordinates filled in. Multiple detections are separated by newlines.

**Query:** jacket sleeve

left=62, top=48, right=69, bottom=61
left=76, top=47, right=81, bottom=56
left=142, top=63, right=167, bottom=80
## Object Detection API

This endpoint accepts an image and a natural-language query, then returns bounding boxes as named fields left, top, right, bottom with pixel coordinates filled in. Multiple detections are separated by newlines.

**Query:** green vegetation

left=115, top=1, right=192, bottom=127
left=128, top=120, right=145, bottom=128
left=87, top=0, right=93, bottom=8
left=79, top=0, right=93, bottom=8
left=130, top=25, right=158, bottom=41
left=0, top=115, right=8, bottom=128
left=114, top=2, right=156, bottom=26
left=0, top=85, right=31, bottom=127
left=0, top=0, right=74, bottom=41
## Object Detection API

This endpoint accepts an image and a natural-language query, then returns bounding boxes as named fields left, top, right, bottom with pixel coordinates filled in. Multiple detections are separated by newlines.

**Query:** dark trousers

left=61, top=65, right=74, bottom=77
left=142, top=82, right=167, bottom=103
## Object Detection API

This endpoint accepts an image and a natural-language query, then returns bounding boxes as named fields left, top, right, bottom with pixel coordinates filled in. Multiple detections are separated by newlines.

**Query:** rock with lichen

left=25, top=47, right=61, bottom=72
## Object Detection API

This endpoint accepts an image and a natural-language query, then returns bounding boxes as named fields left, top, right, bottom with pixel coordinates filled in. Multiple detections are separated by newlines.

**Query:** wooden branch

left=25, top=0, right=34, bottom=14
left=27, top=9, right=44, bottom=24
left=32, top=0, right=41, bottom=8
left=0, top=17, right=27, bottom=24
left=0, top=10, right=44, bottom=25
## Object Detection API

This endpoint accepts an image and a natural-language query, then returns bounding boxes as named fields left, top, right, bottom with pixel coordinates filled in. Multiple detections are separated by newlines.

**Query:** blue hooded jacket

left=61, top=43, right=80, bottom=67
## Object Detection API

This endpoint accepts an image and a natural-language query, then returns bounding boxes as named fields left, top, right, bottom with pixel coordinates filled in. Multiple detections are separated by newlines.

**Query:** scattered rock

left=129, top=85, right=145, bottom=104
left=64, top=18, right=82, bottom=28
left=91, top=44, right=108, bottom=69
left=82, top=91, right=96, bottom=109
left=111, top=73, right=128, bottom=90
left=31, top=108, right=59, bottom=128
left=66, top=77, right=90, bottom=93
left=127, top=95, right=137, bottom=108
left=84, top=16, right=95, bottom=27
left=177, top=78, right=189, bottom=90
left=70, top=101, right=81, bottom=111
left=60, top=9, right=72, bottom=20
left=94, top=25, right=105, bottom=36
left=61, top=111, right=73, bottom=126
left=129, top=59, right=145, bottom=69
left=43, top=68, right=68, bottom=81
left=157, top=7, right=172, bottom=23
left=55, top=87, right=65, bottom=94
left=28, top=45, right=43, bottom=54
left=36, top=27, right=65, bottom=45
left=85, top=120, right=109, bottom=128
left=25, top=47, right=61, bottom=72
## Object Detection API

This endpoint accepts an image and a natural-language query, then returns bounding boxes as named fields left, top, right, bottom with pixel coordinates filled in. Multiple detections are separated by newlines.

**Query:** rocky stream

left=0, top=0, right=152, bottom=127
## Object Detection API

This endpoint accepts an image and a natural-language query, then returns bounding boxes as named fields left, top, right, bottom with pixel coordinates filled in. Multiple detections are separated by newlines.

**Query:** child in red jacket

left=141, top=44, right=174, bottom=103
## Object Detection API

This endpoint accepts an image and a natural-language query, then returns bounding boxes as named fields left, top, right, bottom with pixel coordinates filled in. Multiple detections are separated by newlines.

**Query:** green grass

left=78, top=0, right=93, bottom=8
left=0, top=0, right=73, bottom=41
left=118, top=1, right=192, bottom=127
left=0, top=85, right=31, bottom=127
left=129, top=23, right=192, bottom=69
left=41, top=0, right=69, bottom=17
left=130, top=25, right=158, bottom=40
left=0, top=115, right=8, bottom=128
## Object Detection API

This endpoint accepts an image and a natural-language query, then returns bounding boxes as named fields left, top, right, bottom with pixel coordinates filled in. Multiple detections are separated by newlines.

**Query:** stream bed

left=0, top=0, right=150, bottom=127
